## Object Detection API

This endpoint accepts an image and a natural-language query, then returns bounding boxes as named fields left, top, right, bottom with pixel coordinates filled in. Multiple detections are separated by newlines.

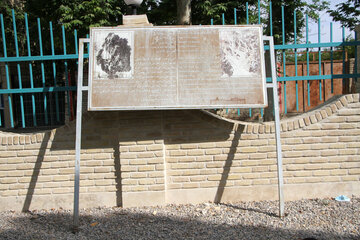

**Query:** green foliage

left=327, top=0, right=360, bottom=31
left=141, top=0, right=329, bottom=45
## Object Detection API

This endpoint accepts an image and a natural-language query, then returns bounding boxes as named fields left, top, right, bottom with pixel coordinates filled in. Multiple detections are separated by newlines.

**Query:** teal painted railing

left=0, top=0, right=359, bottom=128
left=0, top=10, right=84, bottom=128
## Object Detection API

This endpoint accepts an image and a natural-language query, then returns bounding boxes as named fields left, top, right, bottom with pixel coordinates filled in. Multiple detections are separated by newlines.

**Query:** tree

left=176, top=0, right=191, bottom=25
left=141, top=0, right=329, bottom=45
left=327, top=0, right=360, bottom=31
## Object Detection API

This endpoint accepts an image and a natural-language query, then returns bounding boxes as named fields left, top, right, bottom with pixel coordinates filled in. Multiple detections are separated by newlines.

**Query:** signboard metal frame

left=72, top=36, right=284, bottom=231
left=88, top=26, right=268, bottom=111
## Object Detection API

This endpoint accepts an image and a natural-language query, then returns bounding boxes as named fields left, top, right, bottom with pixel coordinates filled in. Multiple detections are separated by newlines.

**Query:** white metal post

left=263, top=36, right=285, bottom=218
left=73, top=38, right=89, bottom=232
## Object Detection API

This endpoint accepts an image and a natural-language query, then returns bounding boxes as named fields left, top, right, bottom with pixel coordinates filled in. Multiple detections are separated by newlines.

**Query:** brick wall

left=0, top=94, right=359, bottom=211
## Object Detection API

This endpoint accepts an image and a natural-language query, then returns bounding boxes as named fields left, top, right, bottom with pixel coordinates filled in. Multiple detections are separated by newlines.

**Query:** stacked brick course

left=0, top=94, right=359, bottom=211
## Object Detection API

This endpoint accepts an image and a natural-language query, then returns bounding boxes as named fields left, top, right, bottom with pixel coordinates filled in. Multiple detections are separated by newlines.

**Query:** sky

left=306, top=0, right=353, bottom=43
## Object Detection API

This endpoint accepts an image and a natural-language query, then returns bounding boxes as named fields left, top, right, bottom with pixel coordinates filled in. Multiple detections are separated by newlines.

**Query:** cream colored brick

left=339, top=149, right=357, bottom=155
left=197, top=155, right=213, bottom=161
left=249, top=153, right=267, bottom=159
left=137, top=152, right=154, bottom=158
left=283, top=151, right=303, bottom=158
left=198, top=143, right=216, bottom=149
left=129, top=146, right=146, bottom=152
left=215, top=142, right=232, bottom=148
left=310, top=115, right=317, bottom=124
left=119, top=141, right=136, bottom=146
left=148, top=185, right=165, bottom=191
left=172, top=176, right=189, bottom=183
left=342, top=175, right=358, bottom=181
left=129, top=159, right=147, bottom=165
left=200, top=181, right=218, bottom=188
left=207, top=175, right=221, bottom=181
left=304, top=164, right=324, bottom=170
left=238, top=147, right=257, bottom=153
left=204, top=149, right=221, bottom=155
left=130, top=186, right=148, bottom=192
left=130, top=172, right=147, bottom=178
left=147, top=158, right=164, bottom=164
left=252, top=179, right=270, bottom=185
left=242, top=173, right=260, bottom=179
left=180, top=144, right=198, bottom=149
left=1, top=190, right=19, bottom=196
left=1, top=178, right=17, bottom=184
left=286, top=165, right=304, bottom=171
left=169, top=150, right=186, bottom=157
left=182, top=169, right=201, bottom=176
left=348, top=169, right=360, bottom=175
left=119, top=152, right=137, bottom=159
left=189, top=176, right=206, bottom=182
left=303, top=150, right=321, bottom=157
left=121, top=166, right=137, bottom=172
left=138, top=179, right=156, bottom=185
left=94, top=167, right=111, bottom=173
left=53, top=175, right=70, bottom=181
left=313, top=170, right=330, bottom=176
left=147, top=145, right=163, bottom=151
left=241, top=160, right=258, bottom=166
left=206, top=162, right=223, bottom=168
left=320, top=150, right=338, bottom=157
left=138, top=165, right=155, bottom=172
left=41, top=169, right=59, bottom=175
left=122, top=179, right=138, bottom=185
left=137, top=140, right=155, bottom=145
left=231, top=167, right=252, bottom=173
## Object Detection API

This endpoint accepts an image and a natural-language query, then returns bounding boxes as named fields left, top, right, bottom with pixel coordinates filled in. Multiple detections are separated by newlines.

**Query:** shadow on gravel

left=0, top=210, right=356, bottom=240
left=219, top=202, right=278, bottom=218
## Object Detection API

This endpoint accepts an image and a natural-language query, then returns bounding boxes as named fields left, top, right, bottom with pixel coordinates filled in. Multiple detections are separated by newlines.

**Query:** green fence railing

left=0, top=0, right=359, bottom=128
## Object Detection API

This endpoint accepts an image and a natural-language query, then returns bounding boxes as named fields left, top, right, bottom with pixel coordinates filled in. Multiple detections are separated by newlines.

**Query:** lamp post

left=124, top=0, right=143, bottom=15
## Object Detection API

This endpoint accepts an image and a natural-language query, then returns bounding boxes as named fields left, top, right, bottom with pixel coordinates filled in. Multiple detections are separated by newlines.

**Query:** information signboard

left=88, top=26, right=267, bottom=110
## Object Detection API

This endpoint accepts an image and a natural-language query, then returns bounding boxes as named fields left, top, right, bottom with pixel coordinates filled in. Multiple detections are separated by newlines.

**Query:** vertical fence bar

left=75, top=30, right=78, bottom=55
left=25, top=13, right=37, bottom=126
left=342, top=27, right=345, bottom=91
left=270, top=1, right=273, bottom=36
left=282, top=5, right=287, bottom=114
left=49, top=22, right=60, bottom=122
left=330, top=22, right=334, bottom=93
left=306, top=15, right=310, bottom=106
left=37, top=18, right=48, bottom=125
left=294, top=10, right=298, bottom=111
left=234, top=8, right=237, bottom=25
left=62, top=25, right=71, bottom=119
left=246, top=2, right=249, bottom=24
left=0, top=14, right=14, bottom=127
left=12, top=9, right=26, bottom=128
left=318, top=18, right=322, bottom=101
left=211, top=18, right=213, bottom=25
left=258, top=0, right=261, bottom=24
left=355, top=31, right=358, bottom=86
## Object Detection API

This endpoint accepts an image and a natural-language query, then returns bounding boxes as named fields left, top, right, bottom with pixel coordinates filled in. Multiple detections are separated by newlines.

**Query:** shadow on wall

left=24, top=109, right=242, bottom=210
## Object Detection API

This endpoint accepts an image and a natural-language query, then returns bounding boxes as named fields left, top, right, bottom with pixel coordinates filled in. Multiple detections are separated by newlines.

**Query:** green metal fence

left=0, top=1, right=359, bottom=128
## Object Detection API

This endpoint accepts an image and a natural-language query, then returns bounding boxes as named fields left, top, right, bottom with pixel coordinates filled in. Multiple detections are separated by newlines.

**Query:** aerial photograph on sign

left=94, top=31, right=134, bottom=79
left=89, top=26, right=266, bottom=110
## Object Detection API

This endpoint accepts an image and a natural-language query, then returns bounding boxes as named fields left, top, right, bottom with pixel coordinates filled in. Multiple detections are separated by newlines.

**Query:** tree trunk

left=176, top=0, right=191, bottom=25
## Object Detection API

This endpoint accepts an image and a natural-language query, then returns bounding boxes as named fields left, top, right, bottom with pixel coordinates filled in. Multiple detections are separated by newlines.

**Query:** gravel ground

left=0, top=197, right=359, bottom=240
